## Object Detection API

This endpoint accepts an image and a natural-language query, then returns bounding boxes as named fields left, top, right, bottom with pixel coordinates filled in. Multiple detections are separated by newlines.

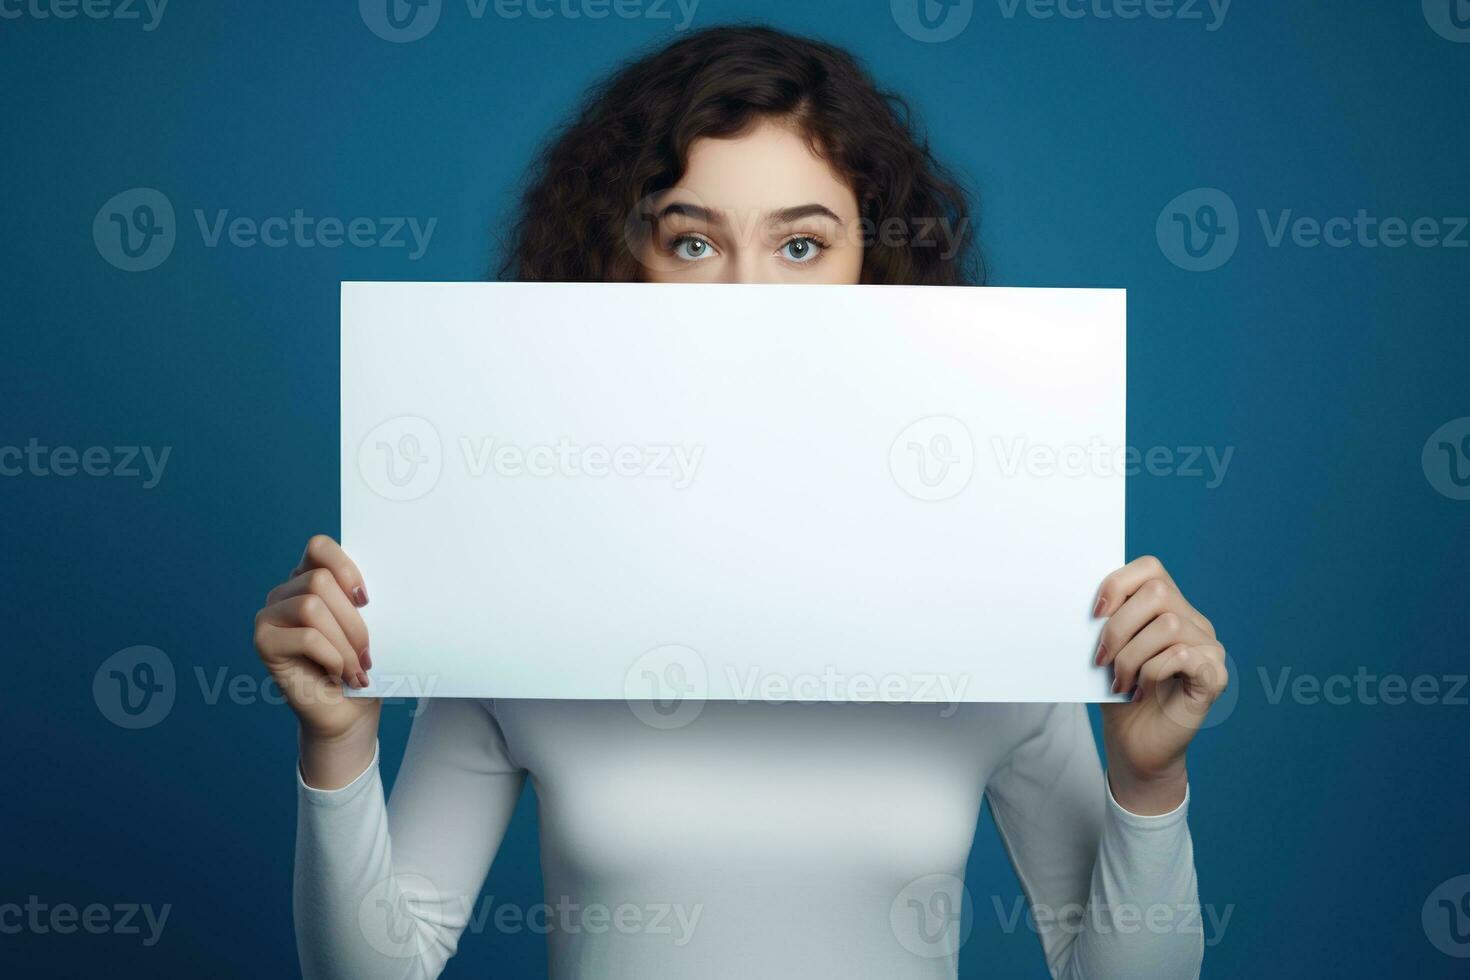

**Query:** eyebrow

left=657, top=202, right=845, bottom=226
left=768, top=204, right=844, bottom=225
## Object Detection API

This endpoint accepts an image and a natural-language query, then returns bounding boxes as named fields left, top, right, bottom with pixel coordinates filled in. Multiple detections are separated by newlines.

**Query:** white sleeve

left=293, top=698, right=526, bottom=980
left=985, top=703, right=1203, bottom=979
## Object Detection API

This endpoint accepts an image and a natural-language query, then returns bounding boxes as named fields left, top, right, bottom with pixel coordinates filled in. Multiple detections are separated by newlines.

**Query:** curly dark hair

left=497, top=25, right=980, bottom=285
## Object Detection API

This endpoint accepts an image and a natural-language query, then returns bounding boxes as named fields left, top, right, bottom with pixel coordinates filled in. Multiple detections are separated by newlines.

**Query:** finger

left=253, top=622, right=346, bottom=683
left=291, top=534, right=369, bottom=608
left=258, top=595, right=365, bottom=687
left=1094, top=555, right=1213, bottom=637
left=1097, top=577, right=1177, bottom=665
left=1093, top=555, right=1175, bottom=619
left=266, top=567, right=370, bottom=666
left=1111, top=612, right=1210, bottom=694
left=1138, top=643, right=1228, bottom=711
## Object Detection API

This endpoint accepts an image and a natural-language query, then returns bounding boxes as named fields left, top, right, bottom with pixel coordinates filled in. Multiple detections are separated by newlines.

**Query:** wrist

left=1107, top=763, right=1188, bottom=816
left=299, top=711, right=379, bottom=791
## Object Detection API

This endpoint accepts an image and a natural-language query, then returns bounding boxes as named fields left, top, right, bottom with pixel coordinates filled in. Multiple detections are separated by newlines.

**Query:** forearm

left=1054, top=782, right=1203, bottom=980
left=299, top=707, right=380, bottom=790
left=1107, top=763, right=1188, bottom=817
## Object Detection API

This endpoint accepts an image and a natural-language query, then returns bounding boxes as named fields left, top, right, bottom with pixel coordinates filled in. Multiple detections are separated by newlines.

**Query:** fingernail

left=361, top=646, right=373, bottom=670
left=1094, top=642, right=1107, bottom=666
left=354, top=671, right=369, bottom=689
left=352, top=586, right=369, bottom=607
left=1111, top=677, right=1123, bottom=694
left=1092, top=595, right=1108, bottom=618
left=1131, top=687, right=1143, bottom=702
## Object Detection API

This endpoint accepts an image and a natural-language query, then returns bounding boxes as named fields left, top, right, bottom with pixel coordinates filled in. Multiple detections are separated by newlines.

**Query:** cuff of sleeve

left=297, top=741, right=381, bottom=808
left=1104, top=773, right=1190, bottom=829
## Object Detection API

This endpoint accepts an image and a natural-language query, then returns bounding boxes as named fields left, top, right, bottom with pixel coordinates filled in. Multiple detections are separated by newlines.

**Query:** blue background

left=3, top=1, right=1468, bottom=976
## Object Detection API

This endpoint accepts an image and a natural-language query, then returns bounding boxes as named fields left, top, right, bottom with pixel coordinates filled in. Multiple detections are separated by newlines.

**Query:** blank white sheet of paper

left=341, top=281, right=1125, bottom=703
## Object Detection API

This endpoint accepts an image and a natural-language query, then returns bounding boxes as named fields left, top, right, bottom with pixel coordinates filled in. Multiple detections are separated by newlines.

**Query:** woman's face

left=640, top=119, right=864, bottom=285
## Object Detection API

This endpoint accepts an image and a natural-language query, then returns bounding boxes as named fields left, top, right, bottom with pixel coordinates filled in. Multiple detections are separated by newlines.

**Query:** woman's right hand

left=254, top=534, right=381, bottom=787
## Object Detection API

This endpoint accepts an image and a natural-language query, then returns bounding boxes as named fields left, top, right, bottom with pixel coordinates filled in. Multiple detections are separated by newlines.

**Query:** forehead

left=674, top=119, right=859, bottom=219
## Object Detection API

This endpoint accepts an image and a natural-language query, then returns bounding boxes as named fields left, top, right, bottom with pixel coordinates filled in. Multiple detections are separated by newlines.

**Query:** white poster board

left=342, top=282, right=1126, bottom=703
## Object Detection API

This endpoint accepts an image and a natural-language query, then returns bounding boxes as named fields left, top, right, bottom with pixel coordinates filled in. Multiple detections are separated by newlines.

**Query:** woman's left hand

left=1093, top=555, right=1229, bottom=814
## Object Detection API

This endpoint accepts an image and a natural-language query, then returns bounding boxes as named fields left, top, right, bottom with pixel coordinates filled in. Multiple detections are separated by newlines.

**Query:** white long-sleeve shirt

left=294, top=699, right=1202, bottom=979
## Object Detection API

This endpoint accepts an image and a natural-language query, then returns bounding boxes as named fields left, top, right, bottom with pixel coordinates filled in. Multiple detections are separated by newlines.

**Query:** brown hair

left=498, top=25, right=980, bottom=285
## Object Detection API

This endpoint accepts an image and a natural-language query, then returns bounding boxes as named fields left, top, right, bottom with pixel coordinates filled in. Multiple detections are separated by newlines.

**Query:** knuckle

left=308, top=567, right=337, bottom=594
left=297, top=594, right=327, bottom=621
left=1157, top=612, right=1182, bottom=634
left=252, top=622, right=271, bottom=651
left=1137, top=554, right=1164, bottom=574
left=303, top=631, right=342, bottom=671
left=1142, top=578, right=1170, bottom=601
left=306, top=534, right=335, bottom=561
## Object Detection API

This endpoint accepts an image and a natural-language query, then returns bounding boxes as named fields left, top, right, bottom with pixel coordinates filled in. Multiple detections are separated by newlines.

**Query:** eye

left=778, top=236, right=826, bottom=264
left=669, top=235, right=716, bottom=261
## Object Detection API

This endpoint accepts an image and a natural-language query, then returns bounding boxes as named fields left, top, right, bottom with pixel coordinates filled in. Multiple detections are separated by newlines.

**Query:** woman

left=258, top=25, right=1228, bottom=980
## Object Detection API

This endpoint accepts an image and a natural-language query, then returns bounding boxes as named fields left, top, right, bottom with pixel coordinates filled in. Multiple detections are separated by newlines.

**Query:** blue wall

left=3, top=1, right=1468, bottom=976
